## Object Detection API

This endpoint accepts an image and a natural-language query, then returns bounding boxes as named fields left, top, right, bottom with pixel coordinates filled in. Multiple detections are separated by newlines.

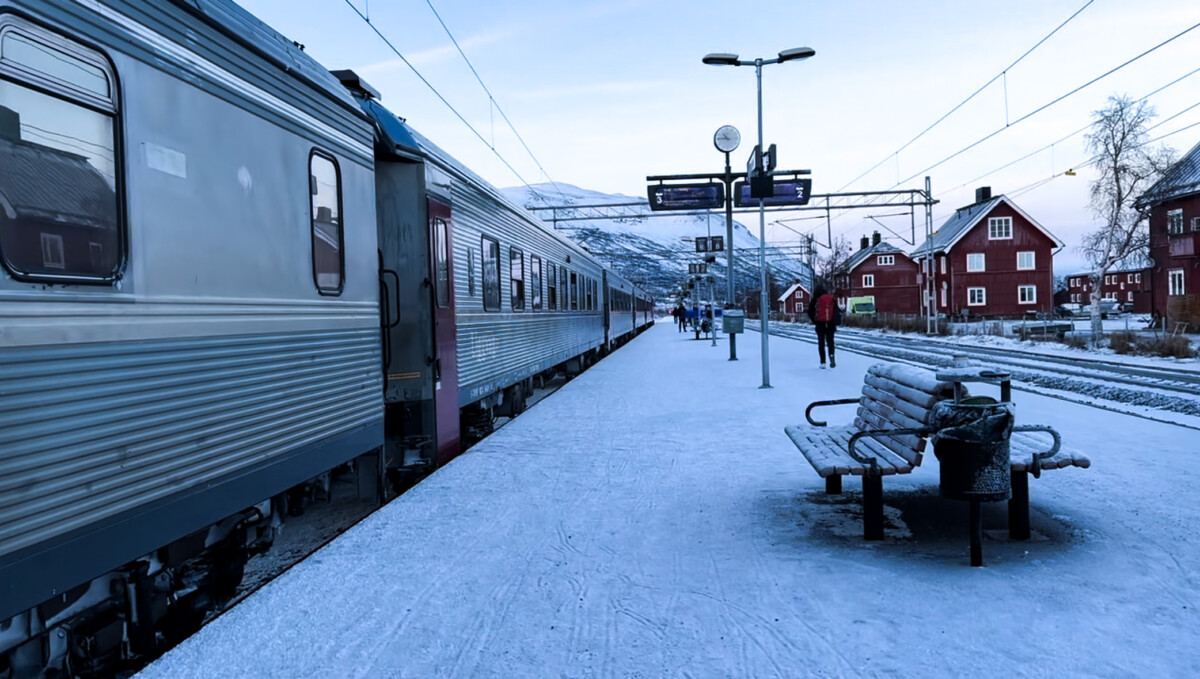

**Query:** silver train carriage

left=339, top=74, right=652, bottom=465
left=0, top=0, right=384, bottom=674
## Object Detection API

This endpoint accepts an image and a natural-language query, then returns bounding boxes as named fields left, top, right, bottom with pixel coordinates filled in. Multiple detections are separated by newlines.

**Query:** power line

left=834, top=0, right=1095, bottom=195
left=340, top=0, right=536, bottom=190
left=892, top=20, right=1200, bottom=188
left=422, top=0, right=570, bottom=204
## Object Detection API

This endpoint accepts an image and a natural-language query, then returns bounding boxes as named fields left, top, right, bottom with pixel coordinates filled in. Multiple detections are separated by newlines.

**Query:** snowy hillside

left=503, top=183, right=812, bottom=306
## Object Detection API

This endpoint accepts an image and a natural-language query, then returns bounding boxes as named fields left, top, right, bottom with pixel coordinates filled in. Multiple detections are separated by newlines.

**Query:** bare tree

left=1082, top=95, right=1175, bottom=341
left=815, top=235, right=853, bottom=291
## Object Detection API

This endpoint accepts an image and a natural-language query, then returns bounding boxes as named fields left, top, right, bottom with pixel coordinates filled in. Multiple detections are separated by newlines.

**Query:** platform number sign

left=695, top=237, right=709, bottom=253
left=689, top=263, right=707, bottom=274
left=710, top=236, right=724, bottom=251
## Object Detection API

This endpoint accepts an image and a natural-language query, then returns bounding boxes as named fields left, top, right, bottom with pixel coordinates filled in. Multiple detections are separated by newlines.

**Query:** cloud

left=511, top=79, right=673, bottom=101
left=355, top=27, right=514, bottom=75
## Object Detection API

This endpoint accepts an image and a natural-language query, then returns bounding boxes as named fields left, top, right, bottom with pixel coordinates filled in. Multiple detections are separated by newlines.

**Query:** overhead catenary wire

left=422, top=0, right=571, bottom=204
left=834, top=0, right=1096, bottom=196
left=340, top=0, right=544, bottom=194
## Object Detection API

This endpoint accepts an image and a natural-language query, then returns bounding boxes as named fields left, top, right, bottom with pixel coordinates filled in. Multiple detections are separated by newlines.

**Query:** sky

left=139, top=321, right=1200, bottom=678
left=237, top=0, right=1200, bottom=273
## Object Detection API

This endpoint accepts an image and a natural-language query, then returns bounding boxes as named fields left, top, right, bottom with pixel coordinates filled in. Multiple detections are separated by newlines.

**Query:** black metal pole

left=724, top=151, right=737, bottom=361
left=970, top=498, right=983, bottom=567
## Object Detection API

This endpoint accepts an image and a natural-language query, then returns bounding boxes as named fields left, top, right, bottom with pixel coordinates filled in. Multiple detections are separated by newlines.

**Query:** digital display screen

left=733, top=179, right=813, bottom=207
left=647, top=183, right=725, bottom=211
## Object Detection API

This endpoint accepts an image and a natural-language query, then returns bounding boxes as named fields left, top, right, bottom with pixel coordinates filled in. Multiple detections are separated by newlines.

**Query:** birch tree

left=1082, top=95, right=1175, bottom=341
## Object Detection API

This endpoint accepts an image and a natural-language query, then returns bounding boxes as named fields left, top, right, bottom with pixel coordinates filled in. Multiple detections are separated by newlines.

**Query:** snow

left=139, top=323, right=1200, bottom=678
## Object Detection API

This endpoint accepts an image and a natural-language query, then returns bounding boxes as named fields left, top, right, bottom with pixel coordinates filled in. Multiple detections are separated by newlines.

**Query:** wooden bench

left=784, top=362, right=1090, bottom=542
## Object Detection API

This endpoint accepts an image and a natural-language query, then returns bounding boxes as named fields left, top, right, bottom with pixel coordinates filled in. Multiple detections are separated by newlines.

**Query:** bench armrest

left=848, top=427, right=933, bottom=470
left=1011, top=424, right=1061, bottom=478
left=805, top=398, right=861, bottom=426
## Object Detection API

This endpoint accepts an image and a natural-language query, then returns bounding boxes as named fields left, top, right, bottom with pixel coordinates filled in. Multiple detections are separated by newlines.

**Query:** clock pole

left=723, top=149, right=736, bottom=361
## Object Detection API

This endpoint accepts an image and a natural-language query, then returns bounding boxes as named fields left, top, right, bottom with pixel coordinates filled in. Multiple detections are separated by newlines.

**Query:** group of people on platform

left=670, top=287, right=842, bottom=369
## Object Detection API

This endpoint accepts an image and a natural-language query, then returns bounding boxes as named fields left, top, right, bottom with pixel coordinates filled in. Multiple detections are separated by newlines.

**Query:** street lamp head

left=702, top=52, right=740, bottom=66
left=777, top=46, right=816, bottom=63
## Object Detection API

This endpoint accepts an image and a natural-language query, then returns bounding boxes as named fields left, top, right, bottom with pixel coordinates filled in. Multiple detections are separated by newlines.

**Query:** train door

left=601, top=270, right=611, bottom=349
left=428, top=199, right=460, bottom=465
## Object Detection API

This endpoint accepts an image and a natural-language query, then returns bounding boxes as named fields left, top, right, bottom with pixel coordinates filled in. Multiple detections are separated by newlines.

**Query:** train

left=0, top=1, right=652, bottom=676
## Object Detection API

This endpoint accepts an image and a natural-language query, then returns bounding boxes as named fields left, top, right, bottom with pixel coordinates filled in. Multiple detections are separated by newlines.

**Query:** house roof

left=0, top=136, right=116, bottom=228
left=777, top=282, right=810, bottom=303
left=1137, top=138, right=1200, bottom=207
left=1063, top=252, right=1153, bottom=278
left=842, top=241, right=905, bottom=273
left=911, top=194, right=1062, bottom=258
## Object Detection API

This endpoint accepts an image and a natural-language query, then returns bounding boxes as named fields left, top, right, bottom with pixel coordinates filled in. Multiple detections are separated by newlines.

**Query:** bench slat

left=861, top=384, right=935, bottom=425
left=854, top=409, right=926, bottom=466
left=1009, top=434, right=1091, bottom=472
left=784, top=425, right=916, bottom=477
left=867, top=364, right=957, bottom=402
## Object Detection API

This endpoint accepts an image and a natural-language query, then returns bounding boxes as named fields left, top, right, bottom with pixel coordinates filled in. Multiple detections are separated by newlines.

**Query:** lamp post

left=704, top=46, right=814, bottom=389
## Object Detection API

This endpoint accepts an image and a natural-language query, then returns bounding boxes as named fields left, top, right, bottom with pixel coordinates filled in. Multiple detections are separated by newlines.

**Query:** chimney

left=975, top=186, right=992, bottom=204
left=0, top=106, right=20, bottom=142
left=860, top=235, right=869, bottom=250
left=872, top=231, right=881, bottom=246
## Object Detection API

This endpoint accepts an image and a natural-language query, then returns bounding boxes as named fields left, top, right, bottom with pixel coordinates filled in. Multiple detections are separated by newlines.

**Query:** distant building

left=912, top=187, right=1060, bottom=318
left=834, top=232, right=920, bottom=314
left=1137, top=138, right=1200, bottom=326
left=1064, top=258, right=1153, bottom=313
left=777, top=281, right=811, bottom=315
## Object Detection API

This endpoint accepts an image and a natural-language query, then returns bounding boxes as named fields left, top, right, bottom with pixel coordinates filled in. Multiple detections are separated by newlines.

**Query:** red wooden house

left=912, top=188, right=1060, bottom=318
left=1137, top=138, right=1200, bottom=326
left=777, top=281, right=811, bottom=315
left=835, top=232, right=920, bottom=314
left=1064, top=260, right=1153, bottom=313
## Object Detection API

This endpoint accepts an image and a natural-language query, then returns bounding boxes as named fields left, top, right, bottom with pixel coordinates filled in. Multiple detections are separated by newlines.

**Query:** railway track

left=750, top=321, right=1200, bottom=427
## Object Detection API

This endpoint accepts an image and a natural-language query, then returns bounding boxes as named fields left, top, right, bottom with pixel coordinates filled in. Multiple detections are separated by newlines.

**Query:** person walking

left=675, top=303, right=686, bottom=332
left=806, top=287, right=841, bottom=368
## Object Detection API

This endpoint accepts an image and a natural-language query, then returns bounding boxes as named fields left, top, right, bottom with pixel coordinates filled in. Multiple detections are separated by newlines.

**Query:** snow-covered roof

left=911, top=195, right=1062, bottom=258
left=842, top=241, right=906, bottom=273
left=777, top=282, right=809, bottom=302
left=1062, top=252, right=1153, bottom=278
left=1137, top=138, right=1200, bottom=207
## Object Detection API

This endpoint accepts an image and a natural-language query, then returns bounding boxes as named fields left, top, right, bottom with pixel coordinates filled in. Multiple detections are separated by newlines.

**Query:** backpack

left=815, top=294, right=835, bottom=322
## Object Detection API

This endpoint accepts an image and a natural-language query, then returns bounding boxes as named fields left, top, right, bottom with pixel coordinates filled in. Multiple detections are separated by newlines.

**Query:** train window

left=481, top=236, right=500, bottom=311
left=309, top=151, right=343, bottom=294
left=433, top=217, right=449, bottom=307
left=547, top=262, right=557, bottom=309
left=467, top=247, right=476, bottom=296
left=531, top=256, right=542, bottom=310
left=0, top=18, right=121, bottom=282
left=569, top=271, right=578, bottom=311
left=510, top=247, right=525, bottom=311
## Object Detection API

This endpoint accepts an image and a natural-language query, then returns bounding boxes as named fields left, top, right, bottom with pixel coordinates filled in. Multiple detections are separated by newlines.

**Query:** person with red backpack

left=805, top=287, right=842, bottom=368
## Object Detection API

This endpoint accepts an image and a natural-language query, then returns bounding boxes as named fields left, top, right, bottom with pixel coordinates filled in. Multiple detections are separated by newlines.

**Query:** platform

left=139, top=322, right=1200, bottom=678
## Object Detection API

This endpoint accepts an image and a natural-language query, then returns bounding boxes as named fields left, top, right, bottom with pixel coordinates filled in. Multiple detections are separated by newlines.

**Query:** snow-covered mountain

left=503, top=183, right=812, bottom=306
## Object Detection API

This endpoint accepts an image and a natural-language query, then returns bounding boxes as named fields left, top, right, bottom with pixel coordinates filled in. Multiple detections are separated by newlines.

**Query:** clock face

left=714, top=125, right=741, bottom=153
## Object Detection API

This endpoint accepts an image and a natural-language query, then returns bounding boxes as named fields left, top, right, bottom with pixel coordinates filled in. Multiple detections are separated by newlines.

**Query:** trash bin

left=929, top=396, right=1014, bottom=502
left=722, top=310, right=744, bottom=334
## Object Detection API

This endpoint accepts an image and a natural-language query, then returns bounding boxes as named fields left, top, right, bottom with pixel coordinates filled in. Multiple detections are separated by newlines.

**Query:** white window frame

left=862, top=274, right=875, bottom=288
left=940, top=256, right=946, bottom=274
left=1168, top=269, right=1185, bottom=296
left=1135, top=273, right=1142, bottom=283
left=1127, top=291, right=1133, bottom=302
left=1192, top=216, right=1200, bottom=232
left=940, top=286, right=947, bottom=307
left=1167, top=209, right=1183, bottom=234
left=1018, top=285, right=1036, bottom=305
left=877, top=254, right=894, bottom=266
left=967, top=287, right=986, bottom=306
left=966, top=253, right=985, bottom=272
left=988, top=217, right=1012, bottom=239
left=1016, top=251, right=1035, bottom=270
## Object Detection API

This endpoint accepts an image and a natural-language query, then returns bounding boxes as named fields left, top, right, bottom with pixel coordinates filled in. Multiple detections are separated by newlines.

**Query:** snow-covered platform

left=140, top=322, right=1200, bottom=678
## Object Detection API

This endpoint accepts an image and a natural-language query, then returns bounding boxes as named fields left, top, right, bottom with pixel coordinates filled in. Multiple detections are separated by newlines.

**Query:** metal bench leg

left=863, top=474, right=883, bottom=540
left=1009, top=471, right=1031, bottom=540
left=825, top=475, right=842, bottom=494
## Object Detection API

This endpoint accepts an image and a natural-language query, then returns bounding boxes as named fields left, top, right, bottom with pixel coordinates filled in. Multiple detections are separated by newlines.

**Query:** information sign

left=710, top=235, right=724, bottom=251
left=688, top=263, right=708, bottom=274
left=647, top=183, right=724, bottom=211
left=695, top=237, right=709, bottom=253
left=733, top=178, right=813, bottom=207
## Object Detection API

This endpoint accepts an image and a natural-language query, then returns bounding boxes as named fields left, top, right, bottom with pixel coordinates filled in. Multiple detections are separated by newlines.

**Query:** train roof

left=171, top=0, right=365, bottom=120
